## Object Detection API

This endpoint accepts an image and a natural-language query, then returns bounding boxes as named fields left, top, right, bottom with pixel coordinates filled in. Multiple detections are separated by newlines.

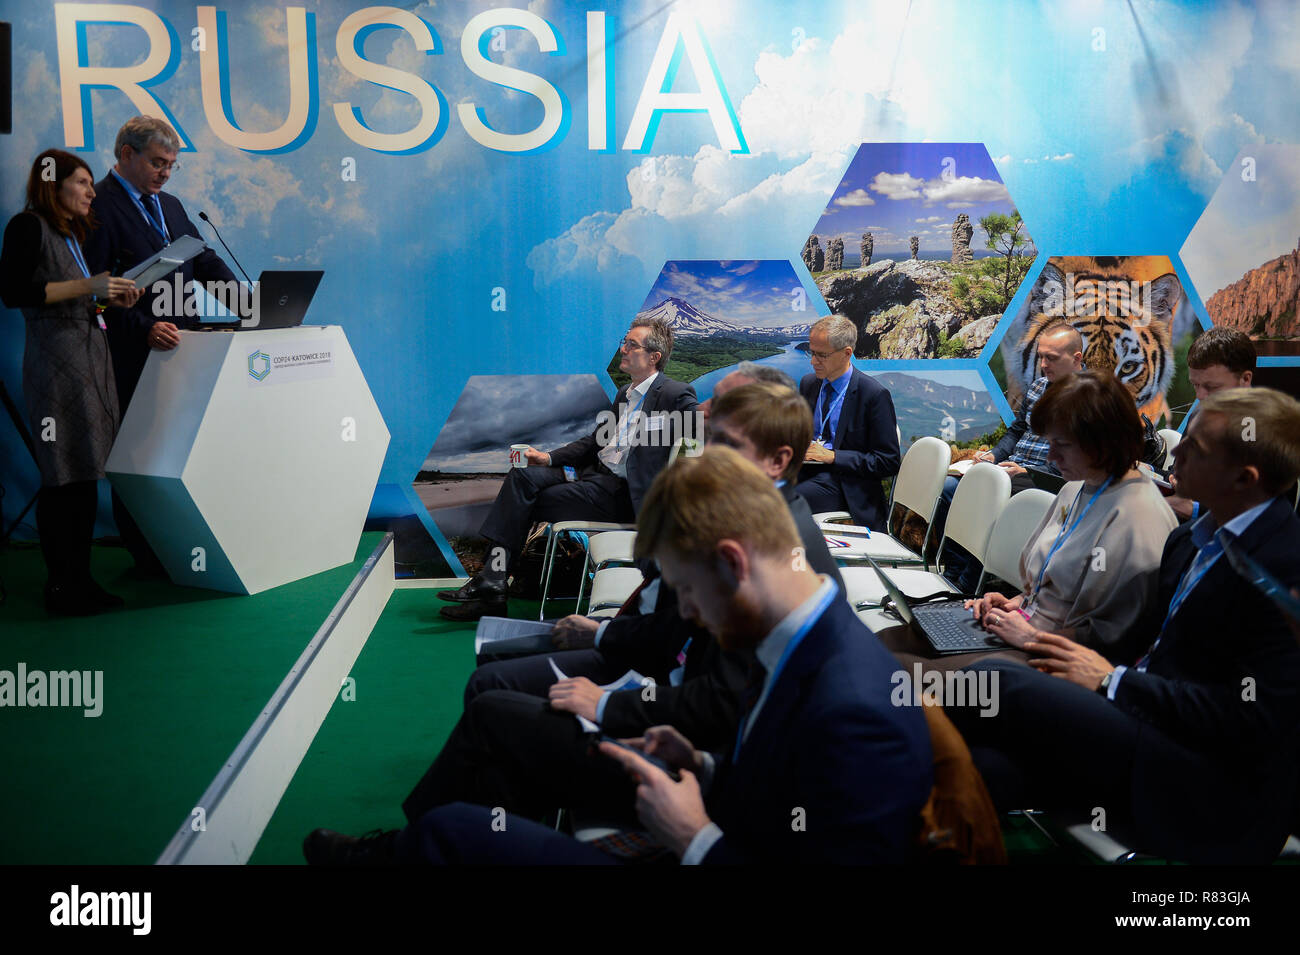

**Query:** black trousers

left=397, top=802, right=621, bottom=865
left=401, top=686, right=638, bottom=826
left=478, top=465, right=633, bottom=569
left=111, top=488, right=163, bottom=572
left=36, top=480, right=98, bottom=586
left=947, top=660, right=1139, bottom=820
left=463, top=648, right=628, bottom=709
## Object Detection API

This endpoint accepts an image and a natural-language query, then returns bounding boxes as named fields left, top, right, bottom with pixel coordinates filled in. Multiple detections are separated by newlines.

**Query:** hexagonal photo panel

left=993, top=255, right=1204, bottom=429
left=803, top=143, right=1037, bottom=360
left=415, top=374, right=613, bottom=573
left=877, top=368, right=1004, bottom=453
left=1181, top=146, right=1300, bottom=360
left=608, top=260, right=819, bottom=395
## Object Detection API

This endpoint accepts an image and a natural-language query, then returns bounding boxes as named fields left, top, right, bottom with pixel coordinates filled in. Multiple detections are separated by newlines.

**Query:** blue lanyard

left=817, top=382, right=846, bottom=442
left=121, top=183, right=169, bottom=242
left=733, top=584, right=836, bottom=762
left=64, top=237, right=90, bottom=278
left=1030, top=476, right=1113, bottom=602
left=1159, top=534, right=1224, bottom=633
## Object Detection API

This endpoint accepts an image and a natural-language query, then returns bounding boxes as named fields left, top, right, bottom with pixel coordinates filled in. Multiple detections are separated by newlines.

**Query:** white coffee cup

left=509, top=444, right=530, bottom=468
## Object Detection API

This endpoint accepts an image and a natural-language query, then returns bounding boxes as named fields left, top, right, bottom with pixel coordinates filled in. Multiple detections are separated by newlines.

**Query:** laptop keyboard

left=914, top=603, right=992, bottom=651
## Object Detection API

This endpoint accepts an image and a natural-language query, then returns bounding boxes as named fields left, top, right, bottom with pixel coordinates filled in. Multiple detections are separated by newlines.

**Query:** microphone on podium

left=198, top=210, right=255, bottom=286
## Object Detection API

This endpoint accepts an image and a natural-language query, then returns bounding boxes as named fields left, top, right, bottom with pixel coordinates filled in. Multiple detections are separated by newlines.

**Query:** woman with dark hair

left=966, top=370, right=1177, bottom=658
left=0, top=148, right=142, bottom=615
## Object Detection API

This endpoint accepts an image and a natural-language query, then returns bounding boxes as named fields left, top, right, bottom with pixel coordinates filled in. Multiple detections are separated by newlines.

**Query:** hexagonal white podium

left=106, top=326, right=389, bottom=594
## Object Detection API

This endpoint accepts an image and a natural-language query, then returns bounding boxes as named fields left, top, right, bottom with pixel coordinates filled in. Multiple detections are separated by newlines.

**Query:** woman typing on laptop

left=965, top=371, right=1177, bottom=661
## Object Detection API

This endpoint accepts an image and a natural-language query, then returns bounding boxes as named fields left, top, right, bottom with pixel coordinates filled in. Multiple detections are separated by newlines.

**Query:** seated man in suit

left=1167, top=326, right=1257, bottom=521
left=949, top=387, right=1300, bottom=863
left=83, top=115, right=243, bottom=577
left=794, top=315, right=901, bottom=529
left=305, top=447, right=932, bottom=864
left=394, top=382, right=844, bottom=827
left=439, top=316, right=697, bottom=621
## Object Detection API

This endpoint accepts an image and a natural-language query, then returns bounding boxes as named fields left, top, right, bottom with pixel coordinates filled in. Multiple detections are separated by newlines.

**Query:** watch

left=1097, top=670, right=1116, bottom=695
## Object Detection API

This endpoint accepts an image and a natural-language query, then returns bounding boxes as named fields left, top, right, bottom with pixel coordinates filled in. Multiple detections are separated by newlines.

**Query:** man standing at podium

left=438, top=317, right=697, bottom=622
left=83, top=115, right=241, bottom=576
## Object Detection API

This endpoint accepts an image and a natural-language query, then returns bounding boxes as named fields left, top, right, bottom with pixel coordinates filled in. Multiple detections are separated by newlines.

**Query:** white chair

left=538, top=521, right=636, bottom=620
left=836, top=462, right=1011, bottom=608
left=818, top=437, right=953, bottom=569
left=585, top=566, right=644, bottom=615
left=575, top=530, right=637, bottom=613
left=975, top=489, right=1055, bottom=593
left=1157, top=428, right=1181, bottom=469
left=813, top=510, right=853, bottom=524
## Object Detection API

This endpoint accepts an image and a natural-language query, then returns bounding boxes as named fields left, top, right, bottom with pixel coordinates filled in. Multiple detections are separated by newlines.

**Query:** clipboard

left=122, top=235, right=208, bottom=286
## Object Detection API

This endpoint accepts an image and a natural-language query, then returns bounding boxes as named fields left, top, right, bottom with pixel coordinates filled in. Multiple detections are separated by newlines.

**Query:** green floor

left=0, top=532, right=395, bottom=864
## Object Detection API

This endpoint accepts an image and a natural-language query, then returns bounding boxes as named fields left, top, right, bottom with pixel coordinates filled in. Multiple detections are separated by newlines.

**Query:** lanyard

left=1029, top=476, right=1113, bottom=603
left=733, top=583, right=836, bottom=762
left=122, top=184, right=169, bottom=242
left=816, top=381, right=847, bottom=442
left=1159, top=533, right=1225, bottom=634
left=64, top=237, right=90, bottom=278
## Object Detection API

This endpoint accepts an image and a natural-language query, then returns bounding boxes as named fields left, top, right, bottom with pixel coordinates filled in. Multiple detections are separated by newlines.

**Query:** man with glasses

left=794, top=314, right=900, bottom=530
left=84, top=115, right=242, bottom=577
left=439, top=317, right=697, bottom=621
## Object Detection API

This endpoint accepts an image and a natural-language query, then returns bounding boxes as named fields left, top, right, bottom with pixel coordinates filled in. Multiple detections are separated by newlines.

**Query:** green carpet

left=249, top=588, right=478, bottom=864
left=0, top=532, right=388, bottom=864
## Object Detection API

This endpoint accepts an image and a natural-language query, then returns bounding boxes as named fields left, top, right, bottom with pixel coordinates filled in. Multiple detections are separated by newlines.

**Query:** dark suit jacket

left=597, top=484, right=844, bottom=747
left=797, top=368, right=901, bottom=528
left=83, top=172, right=238, bottom=406
left=1116, top=495, right=1300, bottom=862
left=702, top=594, right=933, bottom=863
left=549, top=373, right=697, bottom=514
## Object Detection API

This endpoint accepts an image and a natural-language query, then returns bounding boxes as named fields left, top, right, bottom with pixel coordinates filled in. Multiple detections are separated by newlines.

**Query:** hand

left=524, top=447, right=550, bottom=466
left=1166, top=494, right=1195, bottom=521
left=147, top=321, right=181, bottom=350
left=552, top=614, right=600, bottom=650
left=107, top=278, right=142, bottom=308
left=548, top=677, right=603, bottom=721
left=999, top=462, right=1026, bottom=477
left=974, top=450, right=996, bottom=463
left=1023, top=631, right=1114, bottom=691
left=964, top=591, right=1019, bottom=624
left=633, top=725, right=705, bottom=775
left=982, top=606, right=1041, bottom=648
left=597, top=740, right=712, bottom=858
left=805, top=441, right=835, bottom=464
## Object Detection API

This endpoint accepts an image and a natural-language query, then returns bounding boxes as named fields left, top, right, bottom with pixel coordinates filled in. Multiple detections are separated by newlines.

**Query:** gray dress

left=3, top=212, right=120, bottom=486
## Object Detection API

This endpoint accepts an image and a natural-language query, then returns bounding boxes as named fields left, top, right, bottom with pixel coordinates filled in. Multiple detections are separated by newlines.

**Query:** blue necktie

left=818, top=380, right=835, bottom=442
left=146, top=195, right=165, bottom=232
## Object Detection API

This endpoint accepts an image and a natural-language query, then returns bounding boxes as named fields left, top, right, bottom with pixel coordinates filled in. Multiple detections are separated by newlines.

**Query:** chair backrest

left=941, top=462, right=1011, bottom=564
left=889, top=436, right=952, bottom=522
left=1157, top=428, right=1181, bottom=469
left=980, top=488, right=1055, bottom=588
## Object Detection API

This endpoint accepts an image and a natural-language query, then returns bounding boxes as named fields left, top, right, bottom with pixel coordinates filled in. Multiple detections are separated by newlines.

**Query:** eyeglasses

left=147, top=158, right=181, bottom=172
left=618, top=338, right=653, bottom=352
left=809, top=348, right=841, bottom=360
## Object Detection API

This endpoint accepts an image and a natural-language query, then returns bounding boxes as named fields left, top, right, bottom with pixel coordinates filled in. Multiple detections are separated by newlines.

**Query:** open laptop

left=194, top=270, right=324, bottom=330
left=866, top=556, right=1007, bottom=655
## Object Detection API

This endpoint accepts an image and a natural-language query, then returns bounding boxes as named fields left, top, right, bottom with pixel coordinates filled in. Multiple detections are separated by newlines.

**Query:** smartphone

left=591, top=735, right=680, bottom=781
left=1221, top=537, right=1300, bottom=624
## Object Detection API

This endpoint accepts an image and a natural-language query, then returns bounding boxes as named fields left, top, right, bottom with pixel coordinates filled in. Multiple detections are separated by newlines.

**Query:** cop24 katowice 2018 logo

left=248, top=350, right=271, bottom=381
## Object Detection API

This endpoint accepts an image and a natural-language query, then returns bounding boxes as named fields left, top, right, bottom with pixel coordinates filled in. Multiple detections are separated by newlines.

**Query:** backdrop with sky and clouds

left=2, top=0, right=1298, bottom=571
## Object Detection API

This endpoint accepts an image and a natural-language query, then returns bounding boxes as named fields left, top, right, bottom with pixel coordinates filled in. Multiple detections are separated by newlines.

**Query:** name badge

left=645, top=413, right=665, bottom=432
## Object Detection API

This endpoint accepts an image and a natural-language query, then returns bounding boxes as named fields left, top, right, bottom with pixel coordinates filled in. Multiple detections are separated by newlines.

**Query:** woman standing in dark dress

left=0, top=149, right=142, bottom=615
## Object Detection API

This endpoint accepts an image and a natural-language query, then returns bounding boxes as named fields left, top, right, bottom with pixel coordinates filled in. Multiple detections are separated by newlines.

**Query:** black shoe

left=438, top=598, right=507, bottom=623
left=83, top=579, right=125, bottom=609
left=437, top=575, right=507, bottom=603
left=302, top=828, right=399, bottom=865
left=44, top=582, right=102, bottom=617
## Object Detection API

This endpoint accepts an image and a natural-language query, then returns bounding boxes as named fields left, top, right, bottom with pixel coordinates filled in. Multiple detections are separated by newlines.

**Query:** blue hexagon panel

left=802, top=143, right=1038, bottom=361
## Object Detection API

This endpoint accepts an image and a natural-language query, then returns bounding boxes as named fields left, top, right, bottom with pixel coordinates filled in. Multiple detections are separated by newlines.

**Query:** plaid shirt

left=1007, top=377, right=1054, bottom=472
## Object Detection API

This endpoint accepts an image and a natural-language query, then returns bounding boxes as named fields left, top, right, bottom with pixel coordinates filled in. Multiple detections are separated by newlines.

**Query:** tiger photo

left=999, top=256, right=1198, bottom=427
